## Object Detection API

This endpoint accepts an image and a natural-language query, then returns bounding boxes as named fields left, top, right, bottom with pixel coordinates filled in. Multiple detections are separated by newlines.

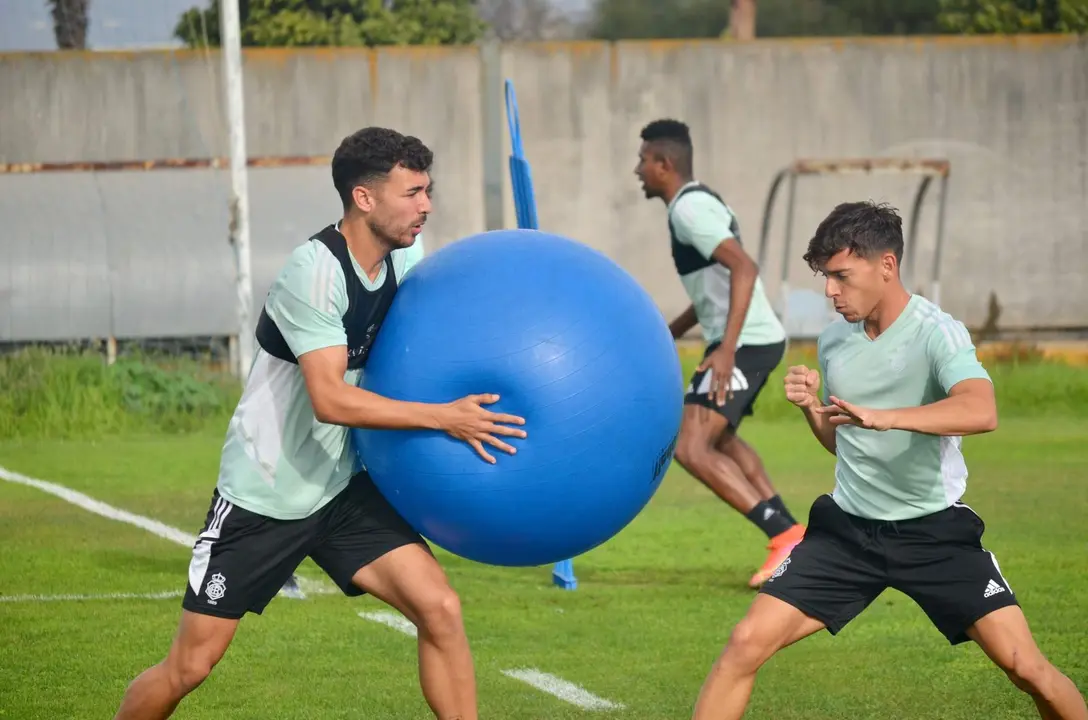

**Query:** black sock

left=768, top=495, right=798, bottom=526
left=745, top=501, right=794, bottom=539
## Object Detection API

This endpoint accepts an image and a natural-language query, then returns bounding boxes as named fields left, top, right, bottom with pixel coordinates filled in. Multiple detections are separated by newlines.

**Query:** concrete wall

left=1, top=37, right=1085, bottom=343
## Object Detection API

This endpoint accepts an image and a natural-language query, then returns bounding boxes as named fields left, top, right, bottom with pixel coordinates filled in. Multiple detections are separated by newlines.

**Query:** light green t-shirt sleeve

left=927, top=316, right=991, bottom=393
left=670, top=192, right=737, bottom=260
left=264, top=241, right=348, bottom=358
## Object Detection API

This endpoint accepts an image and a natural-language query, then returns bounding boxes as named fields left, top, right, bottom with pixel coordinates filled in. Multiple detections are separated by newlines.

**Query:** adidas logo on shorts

left=983, top=579, right=1005, bottom=598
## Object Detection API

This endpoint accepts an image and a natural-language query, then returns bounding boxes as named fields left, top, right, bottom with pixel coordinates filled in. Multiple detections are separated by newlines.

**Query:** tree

left=834, top=0, right=944, bottom=34
left=589, top=0, right=944, bottom=40
left=728, top=0, right=757, bottom=40
left=175, top=0, right=487, bottom=48
left=47, top=0, right=89, bottom=49
left=937, top=0, right=1088, bottom=32
left=588, top=0, right=732, bottom=40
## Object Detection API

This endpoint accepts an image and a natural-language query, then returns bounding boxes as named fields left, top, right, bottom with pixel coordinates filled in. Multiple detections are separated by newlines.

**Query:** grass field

left=1, top=348, right=1086, bottom=719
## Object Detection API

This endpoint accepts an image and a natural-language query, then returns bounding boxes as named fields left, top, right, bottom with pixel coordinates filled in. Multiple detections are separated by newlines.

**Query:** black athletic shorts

left=760, top=494, right=1020, bottom=645
left=182, top=471, right=427, bottom=619
left=685, top=340, right=785, bottom=428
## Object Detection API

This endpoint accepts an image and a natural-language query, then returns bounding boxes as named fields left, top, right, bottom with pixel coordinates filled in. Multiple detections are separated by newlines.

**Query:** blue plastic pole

left=503, top=79, right=577, bottom=591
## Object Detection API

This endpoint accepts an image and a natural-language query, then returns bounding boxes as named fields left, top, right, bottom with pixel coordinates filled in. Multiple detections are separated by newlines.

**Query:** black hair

left=331, top=127, right=434, bottom=209
left=803, top=200, right=904, bottom=272
left=639, top=118, right=693, bottom=177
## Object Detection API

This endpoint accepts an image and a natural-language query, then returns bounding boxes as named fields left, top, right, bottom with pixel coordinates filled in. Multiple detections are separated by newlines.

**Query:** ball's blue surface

left=351, top=229, right=683, bottom=567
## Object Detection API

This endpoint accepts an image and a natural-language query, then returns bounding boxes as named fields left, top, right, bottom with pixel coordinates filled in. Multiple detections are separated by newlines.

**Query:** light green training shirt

left=216, top=227, right=425, bottom=520
left=818, top=294, right=992, bottom=521
left=667, top=182, right=786, bottom=348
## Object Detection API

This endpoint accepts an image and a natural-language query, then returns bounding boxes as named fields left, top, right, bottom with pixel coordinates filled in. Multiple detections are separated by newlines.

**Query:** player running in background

left=635, top=118, right=805, bottom=589
left=690, top=200, right=1088, bottom=720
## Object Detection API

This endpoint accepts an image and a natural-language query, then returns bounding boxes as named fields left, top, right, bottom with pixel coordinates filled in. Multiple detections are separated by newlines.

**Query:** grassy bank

left=2, top=342, right=1086, bottom=441
left=0, top=348, right=239, bottom=439
left=692, top=342, right=1088, bottom=421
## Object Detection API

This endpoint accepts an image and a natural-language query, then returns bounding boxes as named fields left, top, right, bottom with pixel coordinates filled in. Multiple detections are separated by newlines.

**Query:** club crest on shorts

left=768, top=557, right=790, bottom=581
left=204, top=572, right=227, bottom=603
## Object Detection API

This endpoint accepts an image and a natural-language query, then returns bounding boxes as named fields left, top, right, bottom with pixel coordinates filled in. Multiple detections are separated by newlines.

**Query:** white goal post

left=757, top=157, right=951, bottom=337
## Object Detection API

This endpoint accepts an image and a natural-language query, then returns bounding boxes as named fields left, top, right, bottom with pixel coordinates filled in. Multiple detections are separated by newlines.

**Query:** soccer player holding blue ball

left=112, top=127, right=525, bottom=720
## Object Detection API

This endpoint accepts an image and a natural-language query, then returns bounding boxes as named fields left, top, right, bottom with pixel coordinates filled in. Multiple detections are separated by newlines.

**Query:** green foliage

left=826, top=0, right=945, bottom=34
left=591, top=0, right=945, bottom=39
left=937, top=0, right=1088, bottom=33
left=589, top=0, right=1088, bottom=38
left=1, top=343, right=1083, bottom=442
left=175, top=0, right=487, bottom=48
left=0, top=348, right=239, bottom=440
left=588, top=0, right=730, bottom=40
left=758, top=0, right=944, bottom=36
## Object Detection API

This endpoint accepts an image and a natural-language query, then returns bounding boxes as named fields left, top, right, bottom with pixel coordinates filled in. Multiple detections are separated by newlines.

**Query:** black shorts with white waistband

left=759, top=494, right=1020, bottom=645
left=685, top=340, right=785, bottom=429
left=182, top=471, right=428, bottom=619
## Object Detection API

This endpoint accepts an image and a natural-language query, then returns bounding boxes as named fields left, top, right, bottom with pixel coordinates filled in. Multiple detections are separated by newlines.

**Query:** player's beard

left=367, top=213, right=418, bottom=250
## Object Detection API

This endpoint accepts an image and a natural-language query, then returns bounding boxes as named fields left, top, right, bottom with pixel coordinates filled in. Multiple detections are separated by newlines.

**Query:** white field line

left=357, top=611, right=625, bottom=712
left=289, top=576, right=338, bottom=596
left=0, top=465, right=197, bottom=545
left=0, top=464, right=337, bottom=598
left=501, top=668, right=625, bottom=711
left=0, top=590, right=184, bottom=603
left=5, top=464, right=628, bottom=712
left=359, top=610, right=418, bottom=637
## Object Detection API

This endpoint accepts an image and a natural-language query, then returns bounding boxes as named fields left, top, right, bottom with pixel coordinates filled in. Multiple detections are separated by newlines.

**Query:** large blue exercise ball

left=351, top=229, right=683, bottom=567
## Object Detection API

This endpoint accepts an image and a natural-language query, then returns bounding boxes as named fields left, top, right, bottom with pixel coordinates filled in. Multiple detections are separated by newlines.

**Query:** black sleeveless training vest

left=668, top=183, right=742, bottom=276
left=255, top=224, right=397, bottom=371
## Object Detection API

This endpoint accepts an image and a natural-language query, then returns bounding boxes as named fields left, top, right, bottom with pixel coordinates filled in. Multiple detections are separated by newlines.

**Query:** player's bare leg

left=114, top=611, right=238, bottom=720
left=692, top=594, right=825, bottom=720
left=716, top=429, right=806, bottom=586
left=968, top=606, right=1088, bottom=720
left=353, top=543, right=477, bottom=720
left=674, top=405, right=764, bottom=513
left=674, top=405, right=802, bottom=587
left=717, top=431, right=775, bottom=501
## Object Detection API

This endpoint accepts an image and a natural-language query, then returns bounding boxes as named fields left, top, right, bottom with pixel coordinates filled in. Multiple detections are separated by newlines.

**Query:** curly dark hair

left=331, top=127, right=434, bottom=209
left=639, top=118, right=693, bottom=177
left=803, top=200, right=905, bottom=272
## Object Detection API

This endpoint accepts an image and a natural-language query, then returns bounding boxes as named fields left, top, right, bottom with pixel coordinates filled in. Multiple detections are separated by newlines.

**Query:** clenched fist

left=784, top=365, right=822, bottom=409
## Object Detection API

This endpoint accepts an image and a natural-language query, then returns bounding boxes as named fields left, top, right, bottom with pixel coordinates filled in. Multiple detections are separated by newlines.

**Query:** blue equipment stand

left=503, top=79, right=577, bottom=591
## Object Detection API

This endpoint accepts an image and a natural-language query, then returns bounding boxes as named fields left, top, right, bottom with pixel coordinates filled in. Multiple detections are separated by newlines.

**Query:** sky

left=0, top=0, right=593, bottom=51
left=0, top=0, right=200, bottom=50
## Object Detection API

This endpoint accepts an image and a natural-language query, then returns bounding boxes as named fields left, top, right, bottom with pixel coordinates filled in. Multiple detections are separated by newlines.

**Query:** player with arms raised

left=113, top=127, right=526, bottom=720
left=690, top=200, right=1087, bottom=720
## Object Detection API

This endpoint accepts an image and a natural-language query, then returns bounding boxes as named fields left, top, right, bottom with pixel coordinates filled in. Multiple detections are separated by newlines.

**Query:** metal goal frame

left=756, top=158, right=951, bottom=333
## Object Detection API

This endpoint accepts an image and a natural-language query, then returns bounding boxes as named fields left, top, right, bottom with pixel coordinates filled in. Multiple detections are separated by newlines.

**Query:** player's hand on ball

left=784, top=365, right=821, bottom=409
left=441, top=394, right=527, bottom=464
